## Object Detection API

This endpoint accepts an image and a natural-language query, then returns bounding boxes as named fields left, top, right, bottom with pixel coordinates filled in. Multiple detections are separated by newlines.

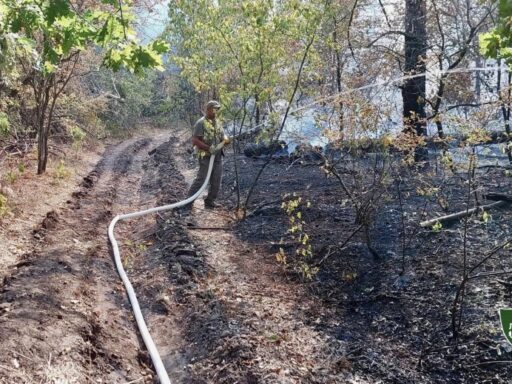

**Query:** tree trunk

left=432, top=77, right=445, bottom=139
left=37, top=121, right=48, bottom=174
left=255, top=93, right=260, bottom=126
left=35, top=76, right=52, bottom=175
left=475, top=54, right=482, bottom=103
left=402, top=0, right=428, bottom=162
left=497, top=60, right=512, bottom=164
left=333, top=18, right=344, bottom=131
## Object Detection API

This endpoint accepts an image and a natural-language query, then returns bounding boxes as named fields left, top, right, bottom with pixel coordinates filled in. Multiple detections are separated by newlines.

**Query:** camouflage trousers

left=187, top=154, right=223, bottom=204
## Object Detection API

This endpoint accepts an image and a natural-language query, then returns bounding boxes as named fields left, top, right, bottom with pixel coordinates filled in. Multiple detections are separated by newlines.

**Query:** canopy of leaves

left=165, top=0, right=324, bottom=116
left=480, top=0, right=512, bottom=64
left=0, top=0, right=170, bottom=77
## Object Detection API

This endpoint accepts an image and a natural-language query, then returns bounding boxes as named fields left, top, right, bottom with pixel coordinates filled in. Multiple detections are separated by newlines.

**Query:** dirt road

left=0, top=134, right=169, bottom=383
left=0, top=130, right=351, bottom=383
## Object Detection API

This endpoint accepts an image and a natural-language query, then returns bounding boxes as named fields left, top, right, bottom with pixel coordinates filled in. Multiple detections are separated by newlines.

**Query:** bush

left=55, top=160, right=71, bottom=180
left=70, top=126, right=86, bottom=152
left=0, top=193, right=8, bottom=217
left=0, top=112, right=10, bottom=136
left=92, top=69, right=159, bottom=134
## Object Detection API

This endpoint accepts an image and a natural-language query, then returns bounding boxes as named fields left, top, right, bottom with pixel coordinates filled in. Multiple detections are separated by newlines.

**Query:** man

left=184, top=100, right=229, bottom=211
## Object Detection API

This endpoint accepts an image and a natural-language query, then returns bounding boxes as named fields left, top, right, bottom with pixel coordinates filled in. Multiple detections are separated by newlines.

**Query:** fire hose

left=108, top=150, right=220, bottom=384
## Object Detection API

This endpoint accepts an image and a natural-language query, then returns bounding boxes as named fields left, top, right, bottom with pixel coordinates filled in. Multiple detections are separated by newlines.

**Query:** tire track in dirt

left=0, top=133, right=168, bottom=383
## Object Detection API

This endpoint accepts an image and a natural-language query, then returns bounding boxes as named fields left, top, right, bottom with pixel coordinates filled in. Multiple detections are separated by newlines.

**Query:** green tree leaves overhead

left=0, top=0, right=170, bottom=76
left=166, top=0, right=325, bottom=117
left=0, top=0, right=170, bottom=174
left=480, top=0, right=512, bottom=64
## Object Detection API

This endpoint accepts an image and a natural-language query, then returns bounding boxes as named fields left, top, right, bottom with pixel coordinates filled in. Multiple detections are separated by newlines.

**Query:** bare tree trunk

left=37, top=121, right=47, bottom=174
left=475, top=54, right=482, bottom=103
left=36, top=76, right=52, bottom=175
left=255, top=93, right=260, bottom=126
left=332, top=19, right=344, bottom=131
left=432, top=78, right=445, bottom=139
left=402, top=0, right=428, bottom=162
left=497, top=60, right=512, bottom=164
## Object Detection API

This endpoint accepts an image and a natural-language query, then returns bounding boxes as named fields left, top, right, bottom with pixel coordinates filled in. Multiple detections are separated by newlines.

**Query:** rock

left=42, top=210, right=59, bottom=229
left=290, top=144, right=324, bottom=162
left=244, top=140, right=288, bottom=158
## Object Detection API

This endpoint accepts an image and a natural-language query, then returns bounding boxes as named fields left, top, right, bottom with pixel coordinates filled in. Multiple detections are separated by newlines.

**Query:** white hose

left=108, top=153, right=218, bottom=384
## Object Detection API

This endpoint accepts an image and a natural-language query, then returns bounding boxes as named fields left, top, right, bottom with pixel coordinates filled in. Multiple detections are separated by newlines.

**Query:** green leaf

left=103, top=48, right=124, bottom=71
left=499, top=0, right=512, bottom=18
left=151, top=39, right=169, bottom=54
left=480, top=32, right=501, bottom=58
left=43, top=60, right=56, bottom=73
left=432, top=221, right=442, bottom=232
left=61, top=30, right=75, bottom=54
left=45, top=0, right=71, bottom=25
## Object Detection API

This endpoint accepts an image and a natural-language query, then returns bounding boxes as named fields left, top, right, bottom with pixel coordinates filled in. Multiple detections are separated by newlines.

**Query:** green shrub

left=70, top=126, right=86, bottom=152
left=5, top=170, right=17, bottom=184
left=0, top=193, right=8, bottom=217
left=0, top=112, right=10, bottom=136
left=55, top=160, right=71, bottom=179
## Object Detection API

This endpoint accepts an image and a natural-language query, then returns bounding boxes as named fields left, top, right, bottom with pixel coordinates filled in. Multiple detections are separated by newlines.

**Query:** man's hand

left=223, top=135, right=232, bottom=145
left=209, top=142, right=224, bottom=155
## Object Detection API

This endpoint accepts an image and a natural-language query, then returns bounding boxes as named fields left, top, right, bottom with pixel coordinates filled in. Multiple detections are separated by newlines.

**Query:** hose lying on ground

left=108, top=152, right=219, bottom=384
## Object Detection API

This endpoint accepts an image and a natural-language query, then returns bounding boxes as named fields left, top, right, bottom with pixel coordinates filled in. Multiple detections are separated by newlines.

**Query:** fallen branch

left=477, top=165, right=512, bottom=170
left=464, top=360, right=512, bottom=368
left=497, top=279, right=512, bottom=289
left=245, top=199, right=283, bottom=218
left=468, top=270, right=512, bottom=280
left=484, top=193, right=512, bottom=202
left=420, top=200, right=508, bottom=228
left=186, top=225, right=231, bottom=230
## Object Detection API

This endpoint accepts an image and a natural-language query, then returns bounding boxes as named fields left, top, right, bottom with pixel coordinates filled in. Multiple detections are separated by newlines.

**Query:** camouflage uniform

left=187, top=116, right=225, bottom=206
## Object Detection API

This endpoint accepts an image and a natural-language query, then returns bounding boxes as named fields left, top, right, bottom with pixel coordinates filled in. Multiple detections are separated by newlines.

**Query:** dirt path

left=132, top=131, right=355, bottom=383
left=0, top=133, right=169, bottom=383
left=183, top=210, right=349, bottom=383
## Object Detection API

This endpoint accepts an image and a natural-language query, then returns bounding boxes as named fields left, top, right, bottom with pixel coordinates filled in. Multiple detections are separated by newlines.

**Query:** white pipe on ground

left=108, top=152, right=218, bottom=384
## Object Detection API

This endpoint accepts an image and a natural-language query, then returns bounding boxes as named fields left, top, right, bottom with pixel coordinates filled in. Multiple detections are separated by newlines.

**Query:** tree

left=480, top=0, right=512, bottom=162
left=0, top=0, right=169, bottom=174
left=402, top=0, right=428, bottom=161
left=166, top=0, right=326, bottom=209
left=427, top=0, right=494, bottom=138
left=480, top=0, right=512, bottom=65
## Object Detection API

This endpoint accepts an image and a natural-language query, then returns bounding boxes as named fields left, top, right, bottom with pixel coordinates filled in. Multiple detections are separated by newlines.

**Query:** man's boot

left=204, top=200, right=217, bottom=209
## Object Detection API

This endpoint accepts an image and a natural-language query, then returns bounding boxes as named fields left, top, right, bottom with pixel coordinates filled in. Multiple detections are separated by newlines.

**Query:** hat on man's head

left=206, top=100, right=221, bottom=110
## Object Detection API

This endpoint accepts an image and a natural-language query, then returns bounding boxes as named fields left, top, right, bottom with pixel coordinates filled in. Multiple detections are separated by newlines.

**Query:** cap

left=206, top=100, right=221, bottom=110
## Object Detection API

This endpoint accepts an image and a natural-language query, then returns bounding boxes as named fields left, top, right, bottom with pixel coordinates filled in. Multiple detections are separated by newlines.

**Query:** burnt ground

left=1, top=125, right=512, bottom=383
left=219, top=148, right=512, bottom=383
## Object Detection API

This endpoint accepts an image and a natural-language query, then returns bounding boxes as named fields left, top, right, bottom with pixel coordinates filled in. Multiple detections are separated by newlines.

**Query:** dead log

left=420, top=200, right=508, bottom=228
left=484, top=193, right=512, bottom=202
